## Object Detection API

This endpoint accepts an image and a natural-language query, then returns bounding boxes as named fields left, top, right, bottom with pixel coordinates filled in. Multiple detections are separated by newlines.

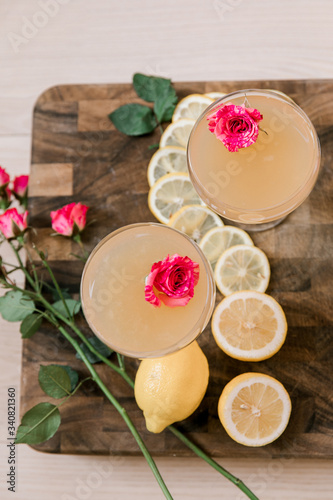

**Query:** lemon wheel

left=211, top=290, right=287, bottom=361
left=218, top=372, right=291, bottom=446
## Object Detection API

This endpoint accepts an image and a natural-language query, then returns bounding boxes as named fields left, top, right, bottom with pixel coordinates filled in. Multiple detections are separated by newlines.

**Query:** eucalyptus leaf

left=20, top=313, right=43, bottom=338
left=133, top=73, right=172, bottom=102
left=0, top=290, right=35, bottom=322
left=109, top=103, right=157, bottom=136
left=54, top=365, right=79, bottom=392
left=154, top=84, right=178, bottom=122
left=15, top=402, right=61, bottom=445
left=76, top=336, right=113, bottom=364
left=38, top=365, right=72, bottom=399
left=52, top=299, right=81, bottom=319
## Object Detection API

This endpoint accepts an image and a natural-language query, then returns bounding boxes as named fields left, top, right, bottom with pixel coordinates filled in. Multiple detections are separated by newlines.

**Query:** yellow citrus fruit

left=205, top=91, right=226, bottom=100
left=160, top=119, right=195, bottom=148
left=134, top=341, right=209, bottom=433
left=148, top=173, right=204, bottom=224
left=172, top=94, right=214, bottom=122
left=218, top=372, right=291, bottom=446
left=168, top=205, right=223, bottom=243
left=211, top=290, right=287, bottom=361
left=214, top=244, right=270, bottom=296
left=199, top=226, right=254, bottom=270
left=147, top=146, right=187, bottom=187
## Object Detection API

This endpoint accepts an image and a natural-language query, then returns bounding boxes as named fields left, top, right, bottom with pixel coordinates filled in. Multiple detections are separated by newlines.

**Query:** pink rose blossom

left=0, top=208, right=28, bottom=239
left=0, top=166, right=10, bottom=188
left=50, top=202, right=89, bottom=236
left=13, top=175, right=29, bottom=197
left=207, top=103, right=263, bottom=152
left=145, top=254, right=199, bottom=308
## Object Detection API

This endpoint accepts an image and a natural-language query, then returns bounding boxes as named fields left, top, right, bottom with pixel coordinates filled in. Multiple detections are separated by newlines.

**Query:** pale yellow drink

left=187, top=90, right=320, bottom=225
left=81, top=223, right=215, bottom=358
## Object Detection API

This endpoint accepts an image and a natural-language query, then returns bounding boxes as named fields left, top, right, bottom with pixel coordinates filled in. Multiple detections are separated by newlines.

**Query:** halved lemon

left=168, top=205, right=223, bottom=243
left=218, top=372, right=291, bottom=447
left=211, top=290, right=287, bottom=361
left=147, top=146, right=187, bottom=187
left=214, top=245, right=270, bottom=296
left=205, top=92, right=226, bottom=100
left=148, top=173, right=204, bottom=224
left=160, top=119, right=195, bottom=148
left=199, top=226, right=254, bottom=270
left=172, top=94, right=214, bottom=122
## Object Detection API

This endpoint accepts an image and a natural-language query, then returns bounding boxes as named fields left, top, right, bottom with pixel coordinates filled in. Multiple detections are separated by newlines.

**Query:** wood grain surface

left=20, top=79, right=333, bottom=458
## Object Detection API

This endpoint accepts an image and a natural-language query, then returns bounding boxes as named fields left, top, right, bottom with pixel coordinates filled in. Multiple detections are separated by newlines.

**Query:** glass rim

left=187, top=88, right=321, bottom=221
left=80, top=222, right=216, bottom=358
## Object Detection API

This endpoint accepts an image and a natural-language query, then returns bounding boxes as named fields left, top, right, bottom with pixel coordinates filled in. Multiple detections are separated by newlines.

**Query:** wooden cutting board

left=20, top=79, right=333, bottom=457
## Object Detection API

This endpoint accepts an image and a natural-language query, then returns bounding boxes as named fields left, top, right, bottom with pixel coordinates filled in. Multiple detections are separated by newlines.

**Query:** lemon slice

left=214, top=245, right=270, bottom=296
left=218, top=372, right=291, bottom=446
left=160, top=119, right=195, bottom=148
left=172, top=94, right=214, bottom=122
left=205, top=92, right=226, bottom=100
left=199, top=226, right=254, bottom=270
left=147, top=146, right=187, bottom=187
left=168, top=205, right=223, bottom=243
left=211, top=290, right=287, bottom=361
left=148, top=173, right=204, bottom=224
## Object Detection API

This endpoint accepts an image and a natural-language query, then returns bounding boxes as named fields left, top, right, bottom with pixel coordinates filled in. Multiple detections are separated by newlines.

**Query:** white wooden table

left=0, top=1, right=333, bottom=498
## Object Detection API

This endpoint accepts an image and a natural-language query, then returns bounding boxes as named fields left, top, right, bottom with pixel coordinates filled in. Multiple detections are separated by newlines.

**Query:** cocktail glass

left=81, top=222, right=215, bottom=358
left=187, top=89, right=321, bottom=231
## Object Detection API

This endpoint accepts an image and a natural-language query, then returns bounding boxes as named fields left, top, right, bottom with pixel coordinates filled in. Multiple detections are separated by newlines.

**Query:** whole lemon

left=134, top=341, right=209, bottom=433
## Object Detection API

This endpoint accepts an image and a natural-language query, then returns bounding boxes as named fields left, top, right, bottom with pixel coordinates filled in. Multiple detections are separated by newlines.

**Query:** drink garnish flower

left=145, top=254, right=199, bottom=308
left=207, top=103, right=263, bottom=152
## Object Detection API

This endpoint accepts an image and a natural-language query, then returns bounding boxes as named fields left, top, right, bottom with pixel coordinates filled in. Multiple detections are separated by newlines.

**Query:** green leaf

left=15, top=402, right=61, bottom=445
left=0, top=290, right=35, bottom=322
left=38, top=365, right=72, bottom=399
left=76, top=336, right=113, bottom=364
left=20, top=313, right=43, bottom=338
left=57, top=365, right=79, bottom=392
left=109, top=103, right=157, bottom=136
left=133, top=73, right=171, bottom=102
left=52, top=299, right=81, bottom=319
left=154, top=84, right=178, bottom=122
left=51, top=286, right=72, bottom=302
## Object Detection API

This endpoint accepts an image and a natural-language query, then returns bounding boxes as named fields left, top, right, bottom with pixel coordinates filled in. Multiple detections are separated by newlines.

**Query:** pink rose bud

left=13, top=175, right=29, bottom=197
left=0, top=208, right=28, bottom=239
left=50, top=202, right=89, bottom=236
left=0, top=166, right=10, bottom=188
left=145, top=254, right=199, bottom=308
left=207, top=103, right=263, bottom=152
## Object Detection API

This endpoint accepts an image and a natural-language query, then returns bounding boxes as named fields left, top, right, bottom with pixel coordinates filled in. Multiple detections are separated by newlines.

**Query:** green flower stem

left=52, top=320, right=173, bottom=500
left=9, top=241, right=37, bottom=291
left=38, top=256, right=71, bottom=319
left=167, top=426, right=259, bottom=500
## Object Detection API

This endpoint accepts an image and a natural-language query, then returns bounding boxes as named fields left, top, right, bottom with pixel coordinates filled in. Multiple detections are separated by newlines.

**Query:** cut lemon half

left=160, top=119, right=195, bottom=148
left=205, top=91, right=226, bottom=100
left=218, top=372, right=291, bottom=446
left=214, top=244, right=270, bottom=296
left=168, top=205, right=223, bottom=243
left=172, top=94, right=214, bottom=122
left=148, top=173, right=204, bottom=224
left=199, top=226, right=254, bottom=270
left=211, top=290, right=287, bottom=361
left=147, top=146, right=187, bottom=187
